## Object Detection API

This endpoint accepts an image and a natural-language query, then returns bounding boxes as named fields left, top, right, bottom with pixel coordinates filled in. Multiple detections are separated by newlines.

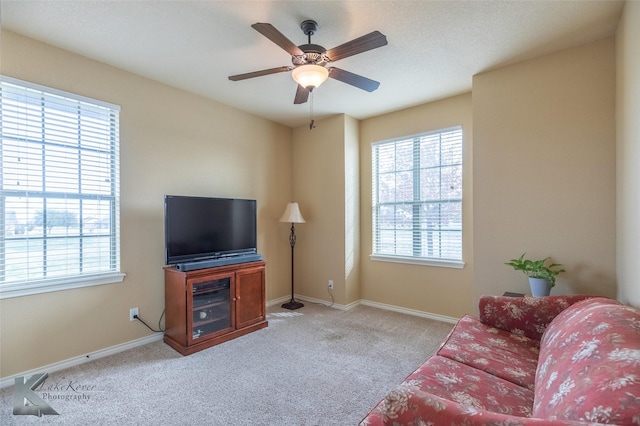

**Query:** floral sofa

left=360, top=295, right=640, bottom=425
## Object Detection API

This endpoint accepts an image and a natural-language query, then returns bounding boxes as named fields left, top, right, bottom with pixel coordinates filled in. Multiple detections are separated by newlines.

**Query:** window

left=371, top=127, right=463, bottom=267
left=0, top=76, right=124, bottom=298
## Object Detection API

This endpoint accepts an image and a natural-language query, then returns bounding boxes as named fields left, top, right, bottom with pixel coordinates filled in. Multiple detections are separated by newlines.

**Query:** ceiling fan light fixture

left=292, top=64, right=329, bottom=89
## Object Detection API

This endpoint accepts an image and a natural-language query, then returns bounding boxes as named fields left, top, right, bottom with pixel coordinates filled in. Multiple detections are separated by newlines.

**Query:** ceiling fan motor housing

left=294, top=21, right=329, bottom=66
left=293, top=44, right=328, bottom=65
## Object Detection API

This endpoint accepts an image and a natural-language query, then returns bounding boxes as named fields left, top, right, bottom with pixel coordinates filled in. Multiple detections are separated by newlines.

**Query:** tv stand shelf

left=164, top=260, right=267, bottom=355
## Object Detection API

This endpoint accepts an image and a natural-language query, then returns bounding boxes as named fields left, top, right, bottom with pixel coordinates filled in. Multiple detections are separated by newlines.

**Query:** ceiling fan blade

left=328, top=67, right=380, bottom=92
left=325, top=31, right=387, bottom=62
left=251, top=23, right=304, bottom=56
left=294, top=85, right=310, bottom=104
left=228, top=66, right=291, bottom=81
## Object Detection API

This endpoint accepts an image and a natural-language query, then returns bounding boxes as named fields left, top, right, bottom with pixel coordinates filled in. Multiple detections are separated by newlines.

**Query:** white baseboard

left=266, top=295, right=293, bottom=307
left=0, top=333, right=163, bottom=389
left=267, top=294, right=352, bottom=310
left=359, top=299, right=459, bottom=324
left=268, top=294, right=459, bottom=323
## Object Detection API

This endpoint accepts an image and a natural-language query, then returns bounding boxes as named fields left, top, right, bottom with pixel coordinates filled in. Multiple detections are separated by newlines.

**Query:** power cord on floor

left=134, top=310, right=165, bottom=333
left=299, top=287, right=335, bottom=308
left=326, top=287, right=335, bottom=308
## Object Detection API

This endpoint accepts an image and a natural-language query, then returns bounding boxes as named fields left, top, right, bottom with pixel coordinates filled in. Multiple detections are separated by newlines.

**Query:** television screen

left=164, top=195, right=257, bottom=265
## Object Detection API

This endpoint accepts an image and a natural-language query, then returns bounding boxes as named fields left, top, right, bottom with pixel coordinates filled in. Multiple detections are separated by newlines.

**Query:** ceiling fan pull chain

left=309, top=90, right=316, bottom=130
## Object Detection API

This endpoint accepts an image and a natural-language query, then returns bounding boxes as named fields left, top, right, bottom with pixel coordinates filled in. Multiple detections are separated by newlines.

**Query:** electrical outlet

left=328, top=280, right=334, bottom=290
left=129, top=307, right=139, bottom=322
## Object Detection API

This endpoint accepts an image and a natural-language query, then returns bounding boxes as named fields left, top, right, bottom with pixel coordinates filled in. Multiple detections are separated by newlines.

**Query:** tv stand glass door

left=188, top=274, right=233, bottom=343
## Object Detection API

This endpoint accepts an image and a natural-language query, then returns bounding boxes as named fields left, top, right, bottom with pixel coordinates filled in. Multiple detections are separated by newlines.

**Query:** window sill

left=0, top=272, right=126, bottom=299
left=370, top=254, right=465, bottom=269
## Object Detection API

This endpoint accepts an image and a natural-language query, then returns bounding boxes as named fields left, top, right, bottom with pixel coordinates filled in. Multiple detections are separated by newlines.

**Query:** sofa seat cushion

left=437, top=315, right=540, bottom=390
left=534, top=298, right=640, bottom=424
left=368, top=354, right=535, bottom=423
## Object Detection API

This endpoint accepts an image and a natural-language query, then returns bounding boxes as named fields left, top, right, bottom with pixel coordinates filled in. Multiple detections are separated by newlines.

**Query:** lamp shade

left=279, top=202, right=306, bottom=223
left=291, top=64, right=329, bottom=89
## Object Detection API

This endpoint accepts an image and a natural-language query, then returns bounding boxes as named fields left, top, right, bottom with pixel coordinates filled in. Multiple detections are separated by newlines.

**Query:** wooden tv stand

left=163, top=260, right=267, bottom=355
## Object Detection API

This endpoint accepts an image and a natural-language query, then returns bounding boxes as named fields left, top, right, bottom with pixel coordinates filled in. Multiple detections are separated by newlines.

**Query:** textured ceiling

left=0, top=0, right=625, bottom=128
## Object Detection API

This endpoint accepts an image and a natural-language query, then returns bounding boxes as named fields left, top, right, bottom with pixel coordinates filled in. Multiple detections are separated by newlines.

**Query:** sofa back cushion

left=479, top=295, right=594, bottom=341
left=533, top=298, right=640, bottom=423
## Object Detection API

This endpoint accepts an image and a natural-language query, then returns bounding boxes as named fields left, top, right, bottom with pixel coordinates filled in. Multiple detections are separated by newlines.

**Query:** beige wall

left=616, top=1, right=640, bottom=307
left=473, top=38, right=617, bottom=302
left=0, top=30, right=293, bottom=377
left=344, top=115, right=361, bottom=305
left=359, top=94, right=475, bottom=318
left=291, top=115, right=351, bottom=305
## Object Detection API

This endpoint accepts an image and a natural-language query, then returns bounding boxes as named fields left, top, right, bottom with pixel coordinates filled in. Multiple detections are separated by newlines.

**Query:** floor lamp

left=279, top=202, right=305, bottom=310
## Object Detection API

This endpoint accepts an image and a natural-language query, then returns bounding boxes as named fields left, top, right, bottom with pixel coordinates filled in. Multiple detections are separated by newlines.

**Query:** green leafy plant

left=505, top=253, right=565, bottom=287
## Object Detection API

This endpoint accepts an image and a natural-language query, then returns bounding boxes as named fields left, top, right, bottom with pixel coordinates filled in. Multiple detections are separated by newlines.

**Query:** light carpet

left=0, top=303, right=454, bottom=425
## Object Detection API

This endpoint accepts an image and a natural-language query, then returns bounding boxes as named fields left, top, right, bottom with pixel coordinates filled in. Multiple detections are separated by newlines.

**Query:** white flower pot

left=529, top=277, right=551, bottom=297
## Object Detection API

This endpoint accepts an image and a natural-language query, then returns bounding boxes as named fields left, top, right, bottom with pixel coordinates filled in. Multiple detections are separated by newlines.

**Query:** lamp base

left=281, top=300, right=304, bottom=310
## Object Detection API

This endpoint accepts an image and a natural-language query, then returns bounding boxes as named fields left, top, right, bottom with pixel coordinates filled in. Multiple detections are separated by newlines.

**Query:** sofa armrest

left=478, top=295, right=593, bottom=340
left=359, top=388, right=601, bottom=426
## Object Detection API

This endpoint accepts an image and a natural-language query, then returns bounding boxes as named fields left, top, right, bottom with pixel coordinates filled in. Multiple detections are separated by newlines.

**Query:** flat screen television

left=164, top=195, right=257, bottom=266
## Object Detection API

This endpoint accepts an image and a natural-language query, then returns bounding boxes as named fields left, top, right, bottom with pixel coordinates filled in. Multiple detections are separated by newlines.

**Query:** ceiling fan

left=228, top=20, right=388, bottom=105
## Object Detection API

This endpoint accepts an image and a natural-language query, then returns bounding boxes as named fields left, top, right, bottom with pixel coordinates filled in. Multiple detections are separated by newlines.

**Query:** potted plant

left=505, top=253, right=565, bottom=297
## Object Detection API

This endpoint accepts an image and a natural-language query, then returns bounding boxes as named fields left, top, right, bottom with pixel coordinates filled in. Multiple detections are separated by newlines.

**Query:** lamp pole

left=282, top=223, right=303, bottom=310
left=280, top=202, right=305, bottom=310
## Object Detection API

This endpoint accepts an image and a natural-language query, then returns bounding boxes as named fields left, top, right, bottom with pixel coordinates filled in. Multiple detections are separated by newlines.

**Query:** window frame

left=370, top=126, right=465, bottom=269
left=0, top=76, right=125, bottom=299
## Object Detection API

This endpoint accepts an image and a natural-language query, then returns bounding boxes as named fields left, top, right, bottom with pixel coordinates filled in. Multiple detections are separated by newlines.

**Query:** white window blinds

left=372, top=127, right=463, bottom=264
left=0, top=76, right=122, bottom=296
